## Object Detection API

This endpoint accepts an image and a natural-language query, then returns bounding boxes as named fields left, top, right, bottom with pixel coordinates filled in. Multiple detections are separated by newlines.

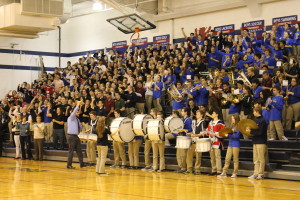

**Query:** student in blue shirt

left=219, top=115, right=241, bottom=178
left=195, top=78, right=210, bottom=106
left=252, top=79, right=263, bottom=99
left=171, top=82, right=186, bottom=112
left=292, top=22, right=300, bottom=57
left=176, top=108, right=193, bottom=173
left=152, top=75, right=164, bottom=112
left=268, top=86, right=287, bottom=140
left=207, top=46, right=221, bottom=70
left=263, top=49, right=276, bottom=74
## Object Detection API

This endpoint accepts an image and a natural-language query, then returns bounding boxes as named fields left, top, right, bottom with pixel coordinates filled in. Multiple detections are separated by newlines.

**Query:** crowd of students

left=0, top=21, right=300, bottom=179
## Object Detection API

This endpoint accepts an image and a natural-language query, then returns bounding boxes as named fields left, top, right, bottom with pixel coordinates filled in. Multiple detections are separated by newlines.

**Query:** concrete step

left=281, top=164, right=300, bottom=172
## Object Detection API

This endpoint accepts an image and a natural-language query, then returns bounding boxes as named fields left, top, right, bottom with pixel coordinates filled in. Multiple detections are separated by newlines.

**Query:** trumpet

left=220, top=94, right=243, bottom=105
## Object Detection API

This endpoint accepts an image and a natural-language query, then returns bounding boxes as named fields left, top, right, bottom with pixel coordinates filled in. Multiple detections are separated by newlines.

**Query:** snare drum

left=89, top=134, right=98, bottom=142
left=164, top=116, right=184, bottom=133
left=195, top=138, right=211, bottom=152
left=78, top=133, right=89, bottom=141
left=175, top=136, right=192, bottom=149
left=132, top=114, right=153, bottom=136
left=110, top=117, right=135, bottom=143
left=147, top=119, right=164, bottom=141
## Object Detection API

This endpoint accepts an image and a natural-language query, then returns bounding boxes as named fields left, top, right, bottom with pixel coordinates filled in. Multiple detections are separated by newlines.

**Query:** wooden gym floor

left=0, top=158, right=300, bottom=200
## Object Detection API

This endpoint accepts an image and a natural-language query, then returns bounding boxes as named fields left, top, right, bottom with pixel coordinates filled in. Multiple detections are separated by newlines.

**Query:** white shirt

left=145, top=82, right=153, bottom=96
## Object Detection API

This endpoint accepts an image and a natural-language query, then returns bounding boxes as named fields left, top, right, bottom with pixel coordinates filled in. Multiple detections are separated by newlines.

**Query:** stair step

left=281, top=164, right=300, bottom=171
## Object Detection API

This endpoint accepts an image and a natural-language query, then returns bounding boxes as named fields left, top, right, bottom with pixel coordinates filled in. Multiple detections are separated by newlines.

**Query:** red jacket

left=206, top=120, right=225, bottom=149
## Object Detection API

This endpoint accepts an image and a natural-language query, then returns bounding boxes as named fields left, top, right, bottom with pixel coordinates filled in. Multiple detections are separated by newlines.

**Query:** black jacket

left=251, top=116, right=267, bottom=145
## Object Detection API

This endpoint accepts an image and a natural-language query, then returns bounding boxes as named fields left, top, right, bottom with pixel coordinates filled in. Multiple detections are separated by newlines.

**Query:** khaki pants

left=44, top=122, right=53, bottom=142
left=240, top=111, right=249, bottom=139
left=152, top=140, right=165, bottom=170
left=153, top=98, right=162, bottom=112
left=8, top=121, right=13, bottom=141
left=283, top=102, right=300, bottom=129
left=177, top=148, right=188, bottom=170
left=86, top=140, right=97, bottom=163
left=144, top=140, right=152, bottom=168
left=165, top=133, right=176, bottom=146
left=113, top=141, right=127, bottom=166
left=34, top=138, right=44, bottom=160
left=145, top=95, right=153, bottom=114
left=269, top=120, right=284, bottom=140
left=222, top=147, right=240, bottom=174
left=186, top=143, right=202, bottom=173
left=253, top=144, right=267, bottom=176
left=126, top=107, right=135, bottom=119
left=210, top=148, right=222, bottom=173
left=222, top=109, right=229, bottom=127
left=136, top=103, right=145, bottom=114
left=96, top=145, right=108, bottom=173
left=128, top=139, right=142, bottom=167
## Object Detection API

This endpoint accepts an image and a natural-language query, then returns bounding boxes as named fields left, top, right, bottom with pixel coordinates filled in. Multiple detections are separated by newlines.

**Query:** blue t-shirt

left=152, top=82, right=163, bottom=99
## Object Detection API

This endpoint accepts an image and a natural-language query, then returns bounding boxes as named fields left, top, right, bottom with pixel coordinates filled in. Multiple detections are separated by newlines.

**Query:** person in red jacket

left=206, top=109, right=225, bottom=175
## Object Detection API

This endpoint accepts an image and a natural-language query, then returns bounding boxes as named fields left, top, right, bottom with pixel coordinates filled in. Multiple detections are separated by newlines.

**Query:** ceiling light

left=93, top=2, right=103, bottom=11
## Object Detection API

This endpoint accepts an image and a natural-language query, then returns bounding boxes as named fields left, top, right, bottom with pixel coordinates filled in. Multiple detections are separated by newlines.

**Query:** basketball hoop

left=130, top=28, right=141, bottom=45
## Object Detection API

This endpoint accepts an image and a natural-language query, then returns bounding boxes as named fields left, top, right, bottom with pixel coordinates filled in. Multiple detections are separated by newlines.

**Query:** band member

left=142, top=108, right=157, bottom=171
left=171, top=82, right=186, bottom=114
left=84, top=111, right=98, bottom=166
left=151, top=112, right=165, bottom=172
left=110, top=110, right=127, bottom=168
left=195, top=78, right=209, bottom=106
left=66, top=100, right=86, bottom=169
left=206, top=109, right=225, bottom=175
left=95, top=116, right=110, bottom=175
left=152, top=75, right=163, bottom=112
left=219, top=115, right=241, bottom=177
left=128, top=128, right=143, bottom=169
left=247, top=107, right=268, bottom=180
left=252, top=79, right=263, bottom=100
left=165, top=110, right=181, bottom=146
left=284, top=78, right=300, bottom=129
left=177, top=108, right=193, bottom=173
left=221, top=82, right=231, bottom=127
left=186, top=110, right=206, bottom=174
left=269, top=87, right=287, bottom=140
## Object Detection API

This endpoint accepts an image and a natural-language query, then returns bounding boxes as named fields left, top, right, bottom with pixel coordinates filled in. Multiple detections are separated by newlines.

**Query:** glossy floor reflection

left=0, top=157, right=300, bottom=200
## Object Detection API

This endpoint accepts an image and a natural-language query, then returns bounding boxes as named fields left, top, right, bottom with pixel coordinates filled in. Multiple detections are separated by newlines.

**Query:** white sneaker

left=256, top=175, right=264, bottom=180
left=217, top=172, right=227, bottom=177
left=231, top=174, right=237, bottom=178
left=268, top=138, right=275, bottom=141
left=248, top=174, right=257, bottom=179
left=281, top=136, right=288, bottom=141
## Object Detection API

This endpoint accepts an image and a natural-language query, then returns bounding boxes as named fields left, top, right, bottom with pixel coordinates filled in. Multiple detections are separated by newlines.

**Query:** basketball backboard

left=107, top=13, right=156, bottom=34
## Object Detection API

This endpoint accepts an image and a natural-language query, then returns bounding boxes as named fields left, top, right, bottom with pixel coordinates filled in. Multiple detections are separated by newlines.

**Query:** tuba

left=168, top=83, right=184, bottom=102
left=238, top=71, right=252, bottom=87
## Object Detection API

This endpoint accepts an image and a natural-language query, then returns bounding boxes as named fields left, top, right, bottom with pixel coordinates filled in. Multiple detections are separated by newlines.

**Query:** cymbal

left=238, top=119, right=259, bottom=136
left=219, top=127, right=233, bottom=138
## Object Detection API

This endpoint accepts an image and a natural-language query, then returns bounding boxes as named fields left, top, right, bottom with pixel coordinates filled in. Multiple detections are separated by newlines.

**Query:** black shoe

left=120, top=165, right=126, bottom=169
left=176, top=169, right=186, bottom=173
left=128, top=166, right=133, bottom=169
left=133, top=166, right=139, bottom=169
left=67, top=166, right=75, bottom=169
left=80, top=163, right=88, bottom=168
left=209, top=172, right=217, bottom=176
left=97, top=172, right=109, bottom=175
left=110, top=164, right=120, bottom=168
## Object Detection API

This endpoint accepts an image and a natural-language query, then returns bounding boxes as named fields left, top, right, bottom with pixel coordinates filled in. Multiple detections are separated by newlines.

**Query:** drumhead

left=166, top=117, right=184, bottom=133
left=133, top=114, right=153, bottom=135
left=147, top=119, right=164, bottom=140
left=119, top=118, right=135, bottom=142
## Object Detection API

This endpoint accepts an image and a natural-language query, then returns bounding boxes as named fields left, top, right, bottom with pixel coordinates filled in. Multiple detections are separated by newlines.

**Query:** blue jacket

left=269, top=95, right=284, bottom=121
left=195, top=87, right=209, bottom=106
left=262, top=109, right=270, bottom=125
left=228, top=103, right=241, bottom=114
left=228, top=130, right=241, bottom=147
left=253, top=86, right=263, bottom=99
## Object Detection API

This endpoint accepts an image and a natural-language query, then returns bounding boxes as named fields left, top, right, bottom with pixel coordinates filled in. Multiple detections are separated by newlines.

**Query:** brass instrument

left=284, top=86, right=289, bottom=106
left=238, top=71, right=252, bottom=87
left=220, top=94, right=243, bottom=105
left=214, top=69, right=220, bottom=77
left=167, top=83, right=186, bottom=103
left=238, top=119, right=259, bottom=137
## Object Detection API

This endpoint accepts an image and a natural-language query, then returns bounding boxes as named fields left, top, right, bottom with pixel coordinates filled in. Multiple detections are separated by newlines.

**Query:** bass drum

left=147, top=119, right=164, bottom=141
left=164, top=116, right=184, bottom=133
left=110, top=117, right=135, bottom=143
left=132, top=114, right=154, bottom=136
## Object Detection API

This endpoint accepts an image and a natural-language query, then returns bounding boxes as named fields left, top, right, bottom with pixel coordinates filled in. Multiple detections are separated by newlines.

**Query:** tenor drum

left=164, top=116, right=184, bottom=133
left=147, top=119, right=164, bottom=141
left=110, top=117, right=135, bottom=143
left=195, top=138, right=211, bottom=152
left=175, top=136, right=192, bottom=149
left=132, top=114, right=153, bottom=136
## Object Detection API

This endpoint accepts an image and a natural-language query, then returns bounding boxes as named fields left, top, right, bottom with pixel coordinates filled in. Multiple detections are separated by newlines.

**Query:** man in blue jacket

left=269, top=87, right=287, bottom=140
